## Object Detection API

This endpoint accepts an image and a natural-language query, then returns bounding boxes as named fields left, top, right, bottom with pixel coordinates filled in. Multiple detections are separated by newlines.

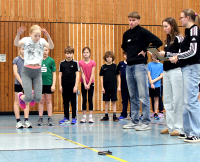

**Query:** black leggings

left=81, top=83, right=94, bottom=111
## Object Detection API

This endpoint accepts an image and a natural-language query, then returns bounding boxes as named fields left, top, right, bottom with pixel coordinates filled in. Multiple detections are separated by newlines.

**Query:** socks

left=83, top=115, right=86, bottom=118
left=113, top=112, right=116, bottom=117
left=89, top=115, right=92, bottom=118
left=24, top=118, right=28, bottom=121
left=16, top=119, right=21, bottom=122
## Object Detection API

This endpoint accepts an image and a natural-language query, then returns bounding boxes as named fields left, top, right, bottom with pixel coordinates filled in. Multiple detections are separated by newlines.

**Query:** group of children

left=12, top=8, right=200, bottom=143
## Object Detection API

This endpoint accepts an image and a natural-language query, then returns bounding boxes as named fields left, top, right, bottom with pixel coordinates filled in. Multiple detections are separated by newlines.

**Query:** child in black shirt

left=58, top=46, right=80, bottom=124
left=99, top=51, right=120, bottom=121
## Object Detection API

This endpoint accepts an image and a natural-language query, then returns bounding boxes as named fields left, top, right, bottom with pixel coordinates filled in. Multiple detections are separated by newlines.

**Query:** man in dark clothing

left=122, top=11, right=163, bottom=131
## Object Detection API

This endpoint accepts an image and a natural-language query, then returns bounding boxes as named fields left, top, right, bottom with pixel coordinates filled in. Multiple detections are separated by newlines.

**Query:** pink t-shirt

left=79, top=60, right=96, bottom=84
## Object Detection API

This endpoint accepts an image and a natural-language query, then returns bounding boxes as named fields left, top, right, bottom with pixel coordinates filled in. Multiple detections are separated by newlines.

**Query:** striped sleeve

left=166, top=36, right=184, bottom=58
left=178, top=26, right=198, bottom=60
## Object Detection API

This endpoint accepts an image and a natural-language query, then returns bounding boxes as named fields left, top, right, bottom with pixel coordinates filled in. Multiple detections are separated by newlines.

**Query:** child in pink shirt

left=79, top=47, right=96, bottom=123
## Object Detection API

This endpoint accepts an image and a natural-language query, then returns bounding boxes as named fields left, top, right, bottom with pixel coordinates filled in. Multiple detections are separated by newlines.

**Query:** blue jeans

left=126, top=64, right=151, bottom=125
left=182, top=64, right=200, bottom=136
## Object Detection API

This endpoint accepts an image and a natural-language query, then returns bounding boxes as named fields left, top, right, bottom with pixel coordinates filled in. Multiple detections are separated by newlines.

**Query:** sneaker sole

left=184, top=139, right=200, bottom=142
left=88, top=121, right=94, bottom=123
left=16, top=126, right=23, bottom=129
left=123, top=126, right=137, bottom=129
left=135, top=128, right=151, bottom=131
left=178, top=136, right=187, bottom=139
left=80, top=121, right=87, bottom=123
left=37, top=123, right=43, bottom=126
left=48, top=124, right=54, bottom=126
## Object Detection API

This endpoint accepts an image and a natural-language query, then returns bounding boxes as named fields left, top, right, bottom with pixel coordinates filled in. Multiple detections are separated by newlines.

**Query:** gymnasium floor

left=0, top=114, right=199, bottom=162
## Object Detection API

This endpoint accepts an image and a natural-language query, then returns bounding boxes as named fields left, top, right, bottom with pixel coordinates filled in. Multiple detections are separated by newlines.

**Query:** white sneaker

left=135, top=124, right=151, bottom=131
left=16, top=121, right=23, bottom=129
left=123, top=123, right=139, bottom=129
left=24, top=121, right=32, bottom=128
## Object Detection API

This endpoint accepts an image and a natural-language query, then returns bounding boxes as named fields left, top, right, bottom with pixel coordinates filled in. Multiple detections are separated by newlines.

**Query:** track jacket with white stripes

left=168, top=24, right=200, bottom=67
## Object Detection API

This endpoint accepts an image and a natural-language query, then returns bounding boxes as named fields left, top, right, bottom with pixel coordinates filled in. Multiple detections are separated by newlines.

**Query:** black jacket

left=177, top=25, right=200, bottom=67
left=164, top=35, right=183, bottom=71
left=121, top=25, right=163, bottom=65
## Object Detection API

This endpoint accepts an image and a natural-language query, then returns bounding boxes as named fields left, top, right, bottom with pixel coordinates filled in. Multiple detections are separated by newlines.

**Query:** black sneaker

left=100, top=116, right=109, bottom=121
left=37, top=117, right=43, bottom=126
left=48, top=117, right=54, bottom=126
left=184, top=136, right=200, bottom=142
left=113, top=116, right=118, bottom=122
left=178, top=134, right=187, bottom=139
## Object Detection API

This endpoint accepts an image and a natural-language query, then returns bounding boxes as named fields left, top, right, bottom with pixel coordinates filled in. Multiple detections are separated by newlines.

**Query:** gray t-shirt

left=21, top=37, right=47, bottom=65
left=12, top=56, right=24, bottom=85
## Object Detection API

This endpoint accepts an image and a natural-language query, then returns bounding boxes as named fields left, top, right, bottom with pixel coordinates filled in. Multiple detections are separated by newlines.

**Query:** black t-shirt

left=99, top=63, right=119, bottom=90
left=59, top=59, right=80, bottom=85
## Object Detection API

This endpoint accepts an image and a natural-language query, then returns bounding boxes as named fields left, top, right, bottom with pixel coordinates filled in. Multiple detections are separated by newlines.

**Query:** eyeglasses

left=179, top=17, right=186, bottom=20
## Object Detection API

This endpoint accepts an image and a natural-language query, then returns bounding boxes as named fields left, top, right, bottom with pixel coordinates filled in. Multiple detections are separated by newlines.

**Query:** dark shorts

left=103, top=90, right=117, bottom=101
left=14, top=84, right=23, bottom=92
left=42, top=85, right=53, bottom=94
left=149, top=87, right=160, bottom=97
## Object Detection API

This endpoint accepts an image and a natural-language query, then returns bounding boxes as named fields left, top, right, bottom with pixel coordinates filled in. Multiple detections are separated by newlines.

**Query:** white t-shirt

left=21, top=37, right=47, bottom=65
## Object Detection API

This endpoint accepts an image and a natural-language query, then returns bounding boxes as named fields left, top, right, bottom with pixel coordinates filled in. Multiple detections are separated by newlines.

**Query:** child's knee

left=34, top=95, right=42, bottom=103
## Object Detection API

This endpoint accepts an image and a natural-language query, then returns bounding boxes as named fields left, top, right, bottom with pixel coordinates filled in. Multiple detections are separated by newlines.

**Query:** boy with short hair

left=122, top=11, right=162, bottom=130
left=117, top=52, right=131, bottom=120
left=99, top=51, right=120, bottom=121
left=58, top=46, right=80, bottom=124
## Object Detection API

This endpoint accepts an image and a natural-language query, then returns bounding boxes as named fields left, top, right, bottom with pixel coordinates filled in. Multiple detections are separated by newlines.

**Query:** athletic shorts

left=103, top=90, right=117, bottom=101
left=14, top=84, right=23, bottom=92
left=42, top=85, right=53, bottom=94
left=149, top=87, right=160, bottom=97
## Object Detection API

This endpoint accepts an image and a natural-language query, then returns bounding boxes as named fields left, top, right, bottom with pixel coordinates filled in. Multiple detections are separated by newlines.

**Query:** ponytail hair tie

left=195, top=13, right=198, bottom=16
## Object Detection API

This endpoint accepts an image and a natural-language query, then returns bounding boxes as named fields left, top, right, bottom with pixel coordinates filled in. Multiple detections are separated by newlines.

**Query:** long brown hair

left=162, top=17, right=181, bottom=46
left=182, top=9, right=200, bottom=28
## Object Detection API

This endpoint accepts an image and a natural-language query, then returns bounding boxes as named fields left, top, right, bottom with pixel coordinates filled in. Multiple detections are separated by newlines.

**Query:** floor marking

left=0, top=132, right=32, bottom=134
left=46, top=132, right=128, bottom=162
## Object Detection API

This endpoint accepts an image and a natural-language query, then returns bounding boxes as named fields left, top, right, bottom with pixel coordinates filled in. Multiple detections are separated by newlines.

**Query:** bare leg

left=154, top=97, right=159, bottom=114
left=198, top=92, right=200, bottom=102
left=112, top=101, right=116, bottom=112
left=24, top=103, right=30, bottom=118
left=45, top=94, right=52, bottom=117
left=83, top=110, right=86, bottom=115
left=14, top=92, right=20, bottom=119
left=38, top=94, right=45, bottom=117
left=105, top=101, right=109, bottom=113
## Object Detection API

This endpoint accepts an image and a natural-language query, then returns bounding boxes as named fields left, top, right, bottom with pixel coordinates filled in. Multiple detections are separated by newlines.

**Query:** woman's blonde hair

left=18, top=47, right=23, bottom=56
left=29, top=25, right=41, bottom=34
left=182, top=9, right=200, bottom=28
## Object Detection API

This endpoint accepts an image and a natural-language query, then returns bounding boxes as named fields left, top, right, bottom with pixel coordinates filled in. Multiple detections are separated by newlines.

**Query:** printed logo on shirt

left=121, top=65, right=123, bottom=67
left=103, top=68, right=107, bottom=70
left=41, top=67, right=47, bottom=72
left=71, top=65, right=73, bottom=67
left=127, top=39, right=131, bottom=42
left=165, top=44, right=167, bottom=47
left=191, top=37, right=196, bottom=41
